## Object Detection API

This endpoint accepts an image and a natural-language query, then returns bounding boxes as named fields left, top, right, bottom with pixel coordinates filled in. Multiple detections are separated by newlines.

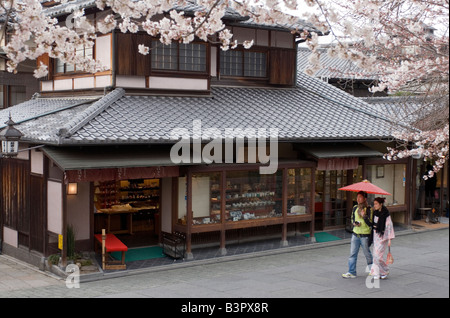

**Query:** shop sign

left=58, top=234, right=63, bottom=250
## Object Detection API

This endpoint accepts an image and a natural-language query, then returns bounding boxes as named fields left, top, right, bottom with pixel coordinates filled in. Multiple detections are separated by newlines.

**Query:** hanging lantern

left=0, top=114, right=23, bottom=158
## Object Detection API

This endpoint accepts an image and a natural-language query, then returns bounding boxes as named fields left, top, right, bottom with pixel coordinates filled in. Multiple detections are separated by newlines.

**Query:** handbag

left=386, top=240, right=394, bottom=265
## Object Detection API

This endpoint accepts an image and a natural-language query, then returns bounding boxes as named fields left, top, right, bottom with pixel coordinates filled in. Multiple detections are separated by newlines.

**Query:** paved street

left=0, top=228, right=448, bottom=299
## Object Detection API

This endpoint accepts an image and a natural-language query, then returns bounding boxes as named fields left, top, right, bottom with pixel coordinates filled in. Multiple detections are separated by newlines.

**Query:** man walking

left=342, top=191, right=373, bottom=278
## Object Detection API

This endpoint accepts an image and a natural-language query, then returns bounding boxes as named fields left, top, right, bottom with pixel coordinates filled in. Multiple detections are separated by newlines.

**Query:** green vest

left=352, top=205, right=373, bottom=235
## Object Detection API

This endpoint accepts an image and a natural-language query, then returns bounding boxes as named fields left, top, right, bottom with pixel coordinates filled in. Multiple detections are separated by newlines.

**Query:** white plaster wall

left=95, top=34, right=112, bottom=70
left=41, top=81, right=53, bottom=92
left=3, top=226, right=18, bottom=247
left=54, top=78, right=72, bottom=91
left=116, top=75, right=146, bottom=88
left=149, top=77, right=208, bottom=90
left=31, top=149, right=43, bottom=175
left=210, top=46, right=217, bottom=77
left=74, top=76, right=95, bottom=90
left=16, top=144, right=29, bottom=160
left=67, top=182, right=90, bottom=240
left=95, top=75, right=111, bottom=87
left=47, top=180, right=63, bottom=235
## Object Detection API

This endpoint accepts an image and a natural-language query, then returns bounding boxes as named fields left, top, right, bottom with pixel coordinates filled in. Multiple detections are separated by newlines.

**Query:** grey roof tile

left=0, top=72, right=404, bottom=146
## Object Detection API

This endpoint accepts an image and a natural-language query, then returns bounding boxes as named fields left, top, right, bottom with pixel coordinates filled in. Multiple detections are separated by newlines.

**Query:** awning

left=298, top=143, right=383, bottom=171
left=43, top=146, right=180, bottom=183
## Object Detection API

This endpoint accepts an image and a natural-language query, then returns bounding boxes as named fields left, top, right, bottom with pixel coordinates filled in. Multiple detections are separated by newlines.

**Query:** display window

left=224, top=170, right=283, bottom=222
left=287, top=168, right=312, bottom=216
left=176, top=166, right=314, bottom=227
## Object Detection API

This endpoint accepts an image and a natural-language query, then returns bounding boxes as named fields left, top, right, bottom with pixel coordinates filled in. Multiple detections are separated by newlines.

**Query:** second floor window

left=220, top=50, right=267, bottom=78
left=151, top=41, right=207, bottom=72
left=55, top=45, right=93, bottom=74
left=0, top=85, right=27, bottom=109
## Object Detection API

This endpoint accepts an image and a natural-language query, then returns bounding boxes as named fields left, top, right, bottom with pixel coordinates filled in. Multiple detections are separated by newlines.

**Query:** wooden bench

left=161, top=231, right=186, bottom=259
left=95, top=229, right=128, bottom=270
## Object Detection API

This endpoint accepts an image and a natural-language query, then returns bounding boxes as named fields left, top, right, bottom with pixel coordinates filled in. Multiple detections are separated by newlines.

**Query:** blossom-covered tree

left=1, top=0, right=448, bottom=177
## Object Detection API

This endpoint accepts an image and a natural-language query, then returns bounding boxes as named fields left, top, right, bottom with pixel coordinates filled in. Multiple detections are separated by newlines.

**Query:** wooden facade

left=38, top=25, right=298, bottom=95
left=0, top=158, right=46, bottom=254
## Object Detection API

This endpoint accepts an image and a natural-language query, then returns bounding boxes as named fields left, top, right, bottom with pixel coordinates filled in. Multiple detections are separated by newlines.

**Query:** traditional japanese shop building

left=0, top=0, right=431, bottom=267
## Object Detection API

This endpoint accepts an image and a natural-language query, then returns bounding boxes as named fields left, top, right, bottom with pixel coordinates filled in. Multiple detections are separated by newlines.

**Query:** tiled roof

left=43, top=0, right=317, bottom=33
left=361, top=96, right=449, bottom=127
left=297, top=48, right=378, bottom=81
left=1, top=73, right=403, bottom=146
left=3, top=85, right=398, bottom=146
left=67, top=86, right=395, bottom=145
left=0, top=97, right=98, bottom=143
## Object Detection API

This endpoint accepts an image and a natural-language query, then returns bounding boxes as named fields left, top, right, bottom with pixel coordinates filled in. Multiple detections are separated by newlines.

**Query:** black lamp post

left=0, top=114, right=23, bottom=158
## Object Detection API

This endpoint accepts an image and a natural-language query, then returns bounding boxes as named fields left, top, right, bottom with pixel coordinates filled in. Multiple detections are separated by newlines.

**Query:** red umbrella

left=339, top=180, right=391, bottom=195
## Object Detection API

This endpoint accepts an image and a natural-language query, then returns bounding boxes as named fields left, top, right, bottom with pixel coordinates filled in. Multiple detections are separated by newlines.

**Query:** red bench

left=95, top=229, right=128, bottom=270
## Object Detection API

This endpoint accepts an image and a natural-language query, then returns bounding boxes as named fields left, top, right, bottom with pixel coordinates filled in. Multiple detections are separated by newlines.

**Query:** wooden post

left=219, top=170, right=227, bottom=255
left=101, top=229, right=106, bottom=270
left=281, top=168, right=288, bottom=246
left=61, top=182, right=68, bottom=267
left=310, top=167, right=316, bottom=242
left=185, top=170, right=193, bottom=260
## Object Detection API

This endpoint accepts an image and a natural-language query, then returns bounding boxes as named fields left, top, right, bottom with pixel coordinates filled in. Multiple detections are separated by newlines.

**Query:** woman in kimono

left=370, top=197, right=395, bottom=279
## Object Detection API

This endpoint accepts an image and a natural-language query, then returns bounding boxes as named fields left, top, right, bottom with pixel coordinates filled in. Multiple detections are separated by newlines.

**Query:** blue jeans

left=348, top=234, right=373, bottom=276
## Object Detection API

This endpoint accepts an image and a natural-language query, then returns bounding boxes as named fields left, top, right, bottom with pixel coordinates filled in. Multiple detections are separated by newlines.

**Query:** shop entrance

left=315, top=168, right=362, bottom=230
left=94, top=178, right=160, bottom=248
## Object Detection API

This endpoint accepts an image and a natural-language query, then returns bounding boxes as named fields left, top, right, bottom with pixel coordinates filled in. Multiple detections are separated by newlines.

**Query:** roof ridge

left=58, top=88, right=125, bottom=138
left=295, top=72, right=416, bottom=131
left=0, top=98, right=99, bottom=130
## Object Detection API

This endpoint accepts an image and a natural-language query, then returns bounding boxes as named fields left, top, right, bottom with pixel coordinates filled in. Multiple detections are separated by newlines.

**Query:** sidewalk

left=0, top=227, right=448, bottom=298
left=412, top=216, right=449, bottom=231
left=0, top=254, right=63, bottom=293
left=87, top=219, right=448, bottom=281
left=3, top=220, right=449, bottom=284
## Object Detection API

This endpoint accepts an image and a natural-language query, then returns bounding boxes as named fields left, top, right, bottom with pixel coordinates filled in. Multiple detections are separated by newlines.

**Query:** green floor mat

left=304, top=232, right=342, bottom=242
left=111, top=246, right=165, bottom=262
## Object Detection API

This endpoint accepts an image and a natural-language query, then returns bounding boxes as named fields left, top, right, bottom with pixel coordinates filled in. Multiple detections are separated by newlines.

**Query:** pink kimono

left=370, top=215, right=395, bottom=277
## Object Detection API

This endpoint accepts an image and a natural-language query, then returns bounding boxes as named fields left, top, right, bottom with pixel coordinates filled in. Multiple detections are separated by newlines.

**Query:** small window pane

left=244, top=51, right=266, bottom=77
left=85, top=47, right=93, bottom=58
left=9, top=85, right=27, bottom=106
left=56, top=59, right=65, bottom=73
left=151, top=41, right=178, bottom=70
left=66, top=63, right=75, bottom=72
left=220, top=50, right=243, bottom=76
left=179, top=43, right=206, bottom=72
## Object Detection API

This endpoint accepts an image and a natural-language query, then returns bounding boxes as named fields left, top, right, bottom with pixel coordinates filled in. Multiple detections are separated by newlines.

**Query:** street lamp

left=0, top=114, right=24, bottom=158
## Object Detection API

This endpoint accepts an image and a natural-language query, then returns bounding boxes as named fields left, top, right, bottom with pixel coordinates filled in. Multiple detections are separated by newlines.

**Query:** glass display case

left=224, top=170, right=283, bottom=222
left=176, top=167, right=314, bottom=227
left=287, top=168, right=312, bottom=216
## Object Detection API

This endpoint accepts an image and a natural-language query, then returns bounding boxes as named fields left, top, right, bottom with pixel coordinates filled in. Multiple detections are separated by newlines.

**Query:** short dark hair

left=357, top=191, right=367, bottom=198
left=374, top=197, right=386, bottom=205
